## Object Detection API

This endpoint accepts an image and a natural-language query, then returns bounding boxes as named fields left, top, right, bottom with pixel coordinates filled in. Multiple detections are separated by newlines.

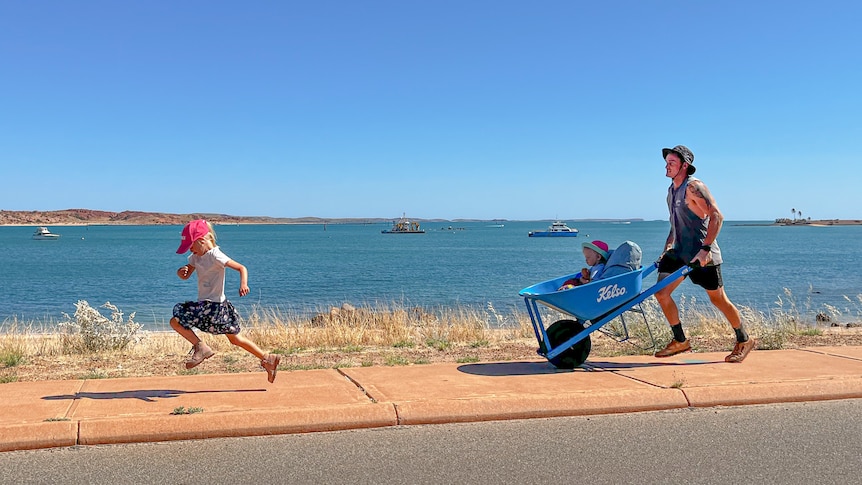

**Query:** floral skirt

left=173, top=300, right=241, bottom=335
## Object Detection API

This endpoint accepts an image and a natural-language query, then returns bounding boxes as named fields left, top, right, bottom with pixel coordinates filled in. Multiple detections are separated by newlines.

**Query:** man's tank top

left=667, top=176, right=722, bottom=265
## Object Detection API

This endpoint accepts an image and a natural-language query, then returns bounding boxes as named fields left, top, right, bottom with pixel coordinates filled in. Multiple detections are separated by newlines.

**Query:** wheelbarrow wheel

left=546, top=319, right=591, bottom=369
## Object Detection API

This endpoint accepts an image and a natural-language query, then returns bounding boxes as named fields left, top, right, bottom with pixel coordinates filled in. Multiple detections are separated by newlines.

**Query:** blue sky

left=2, top=1, right=860, bottom=221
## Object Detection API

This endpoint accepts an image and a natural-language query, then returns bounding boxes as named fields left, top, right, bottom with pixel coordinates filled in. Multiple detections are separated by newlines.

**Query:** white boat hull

left=32, top=227, right=61, bottom=240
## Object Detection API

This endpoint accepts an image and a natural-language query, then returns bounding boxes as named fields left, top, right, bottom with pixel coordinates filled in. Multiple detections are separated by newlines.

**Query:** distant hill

left=0, top=209, right=390, bottom=226
left=0, top=209, right=652, bottom=226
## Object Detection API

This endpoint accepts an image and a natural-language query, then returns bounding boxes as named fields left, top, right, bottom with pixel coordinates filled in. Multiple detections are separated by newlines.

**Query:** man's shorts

left=658, top=252, right=724, bottom=291
left=173, top=300, right=241, bottom=335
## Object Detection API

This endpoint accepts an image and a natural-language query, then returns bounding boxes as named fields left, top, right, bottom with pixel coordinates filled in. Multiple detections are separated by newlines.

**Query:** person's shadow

left=42, top=388, right=266, bottom=403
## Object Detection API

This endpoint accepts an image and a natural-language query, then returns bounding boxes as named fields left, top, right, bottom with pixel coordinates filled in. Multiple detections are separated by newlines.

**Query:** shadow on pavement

left=457, top=361, right=578, bottom=376
left=459, top=357, right=723, bottom=376
left=42, top=388, right=267, bottom=403
left=585, top=358, right=722, bottom=369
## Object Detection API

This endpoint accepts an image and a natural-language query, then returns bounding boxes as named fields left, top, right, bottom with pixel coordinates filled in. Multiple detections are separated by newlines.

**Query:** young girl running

left=171, top=219, right=280, bottom=382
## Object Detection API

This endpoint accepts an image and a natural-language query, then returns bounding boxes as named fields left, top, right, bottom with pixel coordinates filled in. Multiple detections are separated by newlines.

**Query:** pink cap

left=176, top=219, right=209, bottom=254
left=582, top=240, right=610, bottom=260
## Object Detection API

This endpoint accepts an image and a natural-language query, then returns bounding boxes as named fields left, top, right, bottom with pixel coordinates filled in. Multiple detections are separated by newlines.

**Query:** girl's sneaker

left=185, top=342, right=215, bottom=369
left=261, top=354, right=281, bottom=383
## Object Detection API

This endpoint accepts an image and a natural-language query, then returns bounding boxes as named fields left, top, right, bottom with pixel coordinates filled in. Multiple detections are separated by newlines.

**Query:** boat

left=32, top=227, right=61, bottom=240
left=528, top=221, right=578, bottom=237
left=381, top=214, right=425, bottom=234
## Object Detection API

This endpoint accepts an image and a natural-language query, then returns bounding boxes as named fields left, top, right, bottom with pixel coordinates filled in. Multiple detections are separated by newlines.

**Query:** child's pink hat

left=582, top=240, right=609, bottom=260
left=176, top=219, right=209, bottom=254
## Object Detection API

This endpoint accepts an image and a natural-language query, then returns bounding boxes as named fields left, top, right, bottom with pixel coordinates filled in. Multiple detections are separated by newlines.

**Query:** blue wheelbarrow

left=519, top=261, right=692, bottom=369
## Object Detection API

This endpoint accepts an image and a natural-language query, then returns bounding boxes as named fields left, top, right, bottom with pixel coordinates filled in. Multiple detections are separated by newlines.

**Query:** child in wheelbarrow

left=558, top=240, right=610, bottom=291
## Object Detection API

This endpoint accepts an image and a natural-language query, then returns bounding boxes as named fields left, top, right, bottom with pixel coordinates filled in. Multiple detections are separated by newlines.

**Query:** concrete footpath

left=3, top=346, right=862, bottom=452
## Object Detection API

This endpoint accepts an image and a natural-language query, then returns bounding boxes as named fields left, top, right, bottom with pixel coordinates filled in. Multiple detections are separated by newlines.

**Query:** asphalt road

left=2, top=399, right=861, bottom=484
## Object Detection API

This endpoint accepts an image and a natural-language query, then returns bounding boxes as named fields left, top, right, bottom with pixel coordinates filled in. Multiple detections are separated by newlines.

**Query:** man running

left=654, top=145, right=755, bottom=363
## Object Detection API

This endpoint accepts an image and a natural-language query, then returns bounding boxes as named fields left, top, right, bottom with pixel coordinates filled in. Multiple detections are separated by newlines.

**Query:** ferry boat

left=32, top=227, right=61, bottom=240
left=528, top=221, right=578, bottom=237
left=381, top=214, right=425, bottom=234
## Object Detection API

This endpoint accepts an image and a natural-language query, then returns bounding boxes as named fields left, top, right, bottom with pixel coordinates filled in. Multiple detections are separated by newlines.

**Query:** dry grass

left=2, top=298, right=861, bottom=383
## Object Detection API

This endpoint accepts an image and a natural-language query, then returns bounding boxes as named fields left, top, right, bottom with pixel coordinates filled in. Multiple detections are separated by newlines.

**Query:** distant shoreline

left=736, top=219, right=862, bottom=227
left=2, top=209, right=859, bottom=227
left=0, top=208, right=388, bottom=227
left=0, top=209, right=645, bottom=226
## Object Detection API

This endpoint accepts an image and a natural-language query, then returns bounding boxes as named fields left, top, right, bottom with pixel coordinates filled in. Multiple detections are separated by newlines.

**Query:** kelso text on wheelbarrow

left=597, top=283, right=626, bottom=302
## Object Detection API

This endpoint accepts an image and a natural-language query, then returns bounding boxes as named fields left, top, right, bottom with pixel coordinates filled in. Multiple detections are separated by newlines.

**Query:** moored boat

left=32, top=227, right=61, bottom=240
left=382, top=214, right=425, bottom=234
left=528, top=221, right=578, bottom=237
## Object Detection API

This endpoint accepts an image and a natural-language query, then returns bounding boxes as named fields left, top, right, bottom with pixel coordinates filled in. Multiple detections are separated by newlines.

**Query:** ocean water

left=3, top=221, right=861, bottom=330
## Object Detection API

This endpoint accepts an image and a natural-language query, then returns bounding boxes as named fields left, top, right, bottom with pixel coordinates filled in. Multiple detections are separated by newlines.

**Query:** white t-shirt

left=188, top=246, right=231, bottom=302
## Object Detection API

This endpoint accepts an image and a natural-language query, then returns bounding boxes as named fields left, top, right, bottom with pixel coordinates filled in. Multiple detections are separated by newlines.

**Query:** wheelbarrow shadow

left=42, top=388, right=267, bottom=403
left=458, top=358, right=720, bottom=376
left=457, top=361, right=581, bottom=376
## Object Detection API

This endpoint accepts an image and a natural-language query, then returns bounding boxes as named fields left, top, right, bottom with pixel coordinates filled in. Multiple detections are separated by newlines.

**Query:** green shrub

left=171, top=406, right=204, bottom=415
left=425, top=338, right=451, bottom=351
left=80, top=369, right=109, bottom=380
left=0, top=374, right=19, bottom=384
left=0, top=349, right=25, bottom=368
